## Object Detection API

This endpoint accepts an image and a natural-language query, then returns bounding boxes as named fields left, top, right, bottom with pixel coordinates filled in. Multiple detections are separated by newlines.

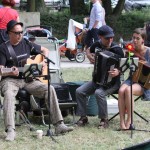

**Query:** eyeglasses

left=10, top=31, right=23, bottom=35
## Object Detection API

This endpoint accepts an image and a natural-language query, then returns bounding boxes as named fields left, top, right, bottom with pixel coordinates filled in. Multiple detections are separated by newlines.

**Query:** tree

left=35, top=0, right=45, bottom=11
left=103, top=0, right=125, bottom=16
left=27, top=0, right=35, bottom=12
left=27, top=0, right=46, bottom=12
left=69, top=0, right=88, bottom=15
left=68, top=0, right=125, bottom=17
left=102, top=0, right=126, bottom=28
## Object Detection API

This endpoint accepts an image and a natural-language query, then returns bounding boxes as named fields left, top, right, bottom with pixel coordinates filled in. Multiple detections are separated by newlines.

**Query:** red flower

left=125, top=43, right=134, bottom=52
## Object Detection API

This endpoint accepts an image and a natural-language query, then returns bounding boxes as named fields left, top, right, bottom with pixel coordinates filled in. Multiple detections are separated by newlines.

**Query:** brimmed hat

left=7, top=20, right=23, bottom=33
left=98, top=25, right=114, bottom=38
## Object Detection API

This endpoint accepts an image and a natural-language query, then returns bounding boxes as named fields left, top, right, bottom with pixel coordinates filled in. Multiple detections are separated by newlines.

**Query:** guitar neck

left=0, top=54, right=45, bottom=78
left=0, top=67, right=24, bottom=76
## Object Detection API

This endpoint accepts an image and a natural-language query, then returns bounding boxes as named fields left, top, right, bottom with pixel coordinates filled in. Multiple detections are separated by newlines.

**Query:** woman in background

left=118, top=28, right=150, bottom=130
left=0, top=0, right=20, bottom=43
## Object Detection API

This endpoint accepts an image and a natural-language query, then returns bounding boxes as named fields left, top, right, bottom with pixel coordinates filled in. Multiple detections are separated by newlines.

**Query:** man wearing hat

left=76, top=25, right=124, bottom=128
left=0, top=20, right=73, bottom=141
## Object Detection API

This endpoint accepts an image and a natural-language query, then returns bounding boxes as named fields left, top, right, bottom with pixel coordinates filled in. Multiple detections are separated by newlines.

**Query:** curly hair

left=2, top=0, right=15, bottom=7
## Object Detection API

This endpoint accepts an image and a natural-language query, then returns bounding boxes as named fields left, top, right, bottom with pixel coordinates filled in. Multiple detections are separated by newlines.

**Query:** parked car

left=44, top=0, right=62, bottom=10
left=14, top=0, right=62, bottom=11
left=124, top=0, right=150, bottom=11
left=111, top=0, right=150, bottom=11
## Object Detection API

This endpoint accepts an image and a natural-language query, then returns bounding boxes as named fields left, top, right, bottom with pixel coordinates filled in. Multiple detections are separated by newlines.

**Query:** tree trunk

left=103, top=0, right=125, bottom=17
left=69, top=0, right=85, bottom=15
left=102, top=0, right=112, bottom=16
left=113, top=0, right=125, bottom=16
left=27, top=0, right=35, bottom=12
left=102, top=0, right=126, bottom=29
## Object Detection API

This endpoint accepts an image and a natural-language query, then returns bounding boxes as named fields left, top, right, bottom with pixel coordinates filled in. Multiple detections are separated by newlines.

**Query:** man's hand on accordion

left=87, top=53, right=95, bottom=64
left=108, top=68, right=120, bottom=78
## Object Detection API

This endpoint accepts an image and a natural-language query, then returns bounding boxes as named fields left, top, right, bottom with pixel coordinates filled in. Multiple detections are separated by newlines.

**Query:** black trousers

left=84, top=28, right=99, bottom=48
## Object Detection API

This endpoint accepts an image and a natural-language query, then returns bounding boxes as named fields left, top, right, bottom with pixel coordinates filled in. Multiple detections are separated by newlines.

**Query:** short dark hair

left=133, top=28, right=146, bottom=41
left=2, top=0, right=15, bottom=7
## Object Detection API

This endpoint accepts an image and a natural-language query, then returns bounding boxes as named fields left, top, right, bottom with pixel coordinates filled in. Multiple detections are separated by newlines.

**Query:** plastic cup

left=36, top=130, right=43, bottom=139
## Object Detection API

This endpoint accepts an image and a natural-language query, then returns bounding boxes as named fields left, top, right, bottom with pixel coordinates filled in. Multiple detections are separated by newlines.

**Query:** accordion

left=93, top=50, right=120, bottom=87
left=132, top=61, right=150, bottom=89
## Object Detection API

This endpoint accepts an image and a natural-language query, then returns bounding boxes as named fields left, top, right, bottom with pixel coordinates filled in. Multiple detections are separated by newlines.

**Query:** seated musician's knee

left=118, top=88, right=125, bottom=95
left=95, top=89, right=105, bottom=99
left=76, top=87, right=84, bottom=96
left=2, top=89, right=15, bottom=98
left=124, top=86, right=131, bottom=94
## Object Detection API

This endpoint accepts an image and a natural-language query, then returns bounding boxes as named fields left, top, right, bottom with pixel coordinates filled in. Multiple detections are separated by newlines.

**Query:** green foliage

left=41, top=8, right=150, bottom=41
left=62, top=67, right=93, bottom=82
left=77, top=3, right=90, bottom=15
left=112, top=8, right=150, bottom=41
left=41, top=10, right=85, bottom=39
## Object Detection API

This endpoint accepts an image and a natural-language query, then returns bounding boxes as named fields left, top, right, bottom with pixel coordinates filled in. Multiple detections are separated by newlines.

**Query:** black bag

left=51, top=83, right=72, bottom=103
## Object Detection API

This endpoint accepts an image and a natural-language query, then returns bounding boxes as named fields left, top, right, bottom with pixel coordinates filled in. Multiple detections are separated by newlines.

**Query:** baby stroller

left=59, top=19, right=87, bottom=63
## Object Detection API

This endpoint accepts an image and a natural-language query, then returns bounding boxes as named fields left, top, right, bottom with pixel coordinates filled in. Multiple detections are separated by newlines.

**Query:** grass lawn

left=0, top=67, right=150, bottom=150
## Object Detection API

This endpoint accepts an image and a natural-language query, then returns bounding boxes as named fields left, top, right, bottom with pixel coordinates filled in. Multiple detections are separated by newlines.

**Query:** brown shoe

left=76, top=117, right=88, bottom=126
left=98, top=119, right=109, bottom=129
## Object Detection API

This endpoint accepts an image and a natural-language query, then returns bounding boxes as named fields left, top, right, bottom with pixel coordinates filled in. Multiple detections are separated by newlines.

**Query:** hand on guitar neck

left=0, top=54, right=48, bottom=83
left=0, top=66, right=19, bottom=76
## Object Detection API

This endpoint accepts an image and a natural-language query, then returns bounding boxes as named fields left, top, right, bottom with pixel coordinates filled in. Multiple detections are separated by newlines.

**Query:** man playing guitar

left=0, top=20, right=73, bottom=141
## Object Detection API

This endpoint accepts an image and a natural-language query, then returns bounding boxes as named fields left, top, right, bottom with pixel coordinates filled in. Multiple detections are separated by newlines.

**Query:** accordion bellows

left=133, top=60, right=150, bottom=89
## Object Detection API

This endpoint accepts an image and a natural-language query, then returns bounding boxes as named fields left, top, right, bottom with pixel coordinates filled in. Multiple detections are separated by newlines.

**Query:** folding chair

left=108, top=93, right=149, bottom=123
left=1, top=89, right=35, bottom=131
left=30, top=83, right=77, bottom=126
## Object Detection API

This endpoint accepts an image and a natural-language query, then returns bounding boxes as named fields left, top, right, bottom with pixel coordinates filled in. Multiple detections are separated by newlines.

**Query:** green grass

left=0, top=67, right=150, bottom=150
left=61, top=67, right=93, bottom=82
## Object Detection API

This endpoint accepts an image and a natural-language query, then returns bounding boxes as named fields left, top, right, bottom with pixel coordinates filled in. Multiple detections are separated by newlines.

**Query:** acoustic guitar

left=0, top=54, right=48, bottom=84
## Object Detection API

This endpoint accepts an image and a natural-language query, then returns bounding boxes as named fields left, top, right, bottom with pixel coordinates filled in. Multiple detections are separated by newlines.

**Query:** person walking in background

left=118, top=28, right=150, bottom=130
left=0, top=0, right=20, bottom=44
left=84, top=0, right=105, bottom=50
